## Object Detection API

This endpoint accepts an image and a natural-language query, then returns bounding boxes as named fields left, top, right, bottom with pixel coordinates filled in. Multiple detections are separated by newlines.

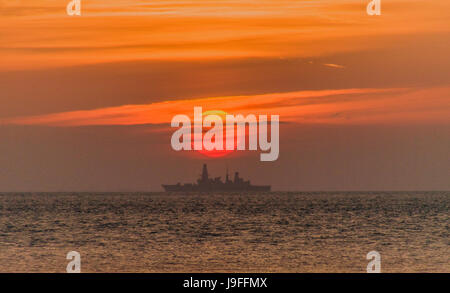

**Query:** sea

left=0, top=191, right=448, bottom=272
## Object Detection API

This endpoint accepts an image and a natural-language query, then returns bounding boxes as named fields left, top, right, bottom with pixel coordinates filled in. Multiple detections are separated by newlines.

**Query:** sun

left=196, top=110, right=235, bottom=158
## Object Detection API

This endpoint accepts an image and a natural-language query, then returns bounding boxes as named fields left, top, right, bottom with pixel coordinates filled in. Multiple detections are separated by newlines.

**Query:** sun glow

left=197, top=110, right=235, bottom=158
left=170, top=107, right=280, bottom=161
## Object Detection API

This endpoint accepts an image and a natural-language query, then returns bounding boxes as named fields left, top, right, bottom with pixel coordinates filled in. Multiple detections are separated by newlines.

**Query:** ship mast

left=201, top=164, right=209, bottom=182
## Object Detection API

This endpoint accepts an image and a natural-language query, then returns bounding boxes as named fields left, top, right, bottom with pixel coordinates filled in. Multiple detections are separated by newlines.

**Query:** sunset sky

left=0, top=0, right=449, bottom=191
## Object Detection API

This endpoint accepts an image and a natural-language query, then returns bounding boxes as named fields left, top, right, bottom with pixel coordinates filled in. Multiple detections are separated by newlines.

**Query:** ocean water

left=0, top=192, right=448, bottom=273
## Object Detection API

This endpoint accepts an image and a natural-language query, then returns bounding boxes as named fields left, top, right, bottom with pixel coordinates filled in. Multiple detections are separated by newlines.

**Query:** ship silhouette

left=162, top=164, right=271, bottom=192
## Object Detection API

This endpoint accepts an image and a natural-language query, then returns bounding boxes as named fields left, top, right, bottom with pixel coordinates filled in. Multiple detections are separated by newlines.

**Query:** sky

left=0, top=0, right=449, bottom=191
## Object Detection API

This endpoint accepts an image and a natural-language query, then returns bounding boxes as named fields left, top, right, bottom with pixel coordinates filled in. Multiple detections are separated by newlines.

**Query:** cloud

left=3, top=87, right=448, bottom=128
left=323, top=63, right=345, bottom=69
left=3, top=0, right=450, bottom=70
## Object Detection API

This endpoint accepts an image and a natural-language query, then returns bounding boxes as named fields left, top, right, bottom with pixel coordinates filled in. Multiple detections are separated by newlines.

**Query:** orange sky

left=0, top=1, right=449, bottom=191
left=1, top=0, right=449, bottom=126
left=1, top=0, right=449, bottom=70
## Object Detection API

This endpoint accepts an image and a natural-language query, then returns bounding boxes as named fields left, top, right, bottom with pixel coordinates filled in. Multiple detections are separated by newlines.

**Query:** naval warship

left=162, top=164, right=271, bottom=192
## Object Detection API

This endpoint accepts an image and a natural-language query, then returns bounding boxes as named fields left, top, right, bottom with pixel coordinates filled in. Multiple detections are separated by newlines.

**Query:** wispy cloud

left=323, top=63, right=345, bottom=69
left=3, top=87, right=449, bottom=127
left=2, top=0, right=449, bottom=70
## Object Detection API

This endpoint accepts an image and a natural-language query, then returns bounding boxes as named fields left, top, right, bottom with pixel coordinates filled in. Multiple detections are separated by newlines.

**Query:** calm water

left=0, top=192, right=448, bottom=272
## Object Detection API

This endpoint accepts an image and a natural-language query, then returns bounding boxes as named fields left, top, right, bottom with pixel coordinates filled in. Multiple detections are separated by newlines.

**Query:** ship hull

left=162, top=184, right=271, bottom=192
